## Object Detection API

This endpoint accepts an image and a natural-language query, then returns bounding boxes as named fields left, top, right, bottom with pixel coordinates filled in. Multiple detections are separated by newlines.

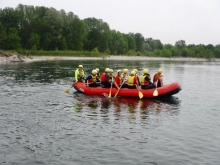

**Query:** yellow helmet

left=105, top=68, right=110, bottom=72
left=143, top=69, right=149, bottom=74
left=123, top=69, right=128, bottom=73
left=92, top=70, right=97, bottom=75
left=131, top=71, right=136, bottom=75
left=133, top=69, right=138, bottom=73
left=78, top=65, right=83, bottom=68
left=158, top=69, right=163, bottom=74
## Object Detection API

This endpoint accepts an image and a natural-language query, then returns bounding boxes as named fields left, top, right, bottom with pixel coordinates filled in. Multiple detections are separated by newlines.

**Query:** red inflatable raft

left=73, top=82, right=181, bottom=98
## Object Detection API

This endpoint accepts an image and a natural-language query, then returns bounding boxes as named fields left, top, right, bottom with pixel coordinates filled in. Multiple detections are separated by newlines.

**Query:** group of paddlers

left=74, top=65, right=163, bottom=89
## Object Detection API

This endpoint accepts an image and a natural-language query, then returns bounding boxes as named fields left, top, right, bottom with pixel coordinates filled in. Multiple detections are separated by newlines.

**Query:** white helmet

left=92, top=70, right=97, bottom=75
left=143, top=69, right=149, bottom=74
left=131, top=71, right=136, bottom=75
left=109, top=69, right=113, bottom=73
left=158, top=69, right=163, bottom=74
left=123, top=69, right=128, bottom=73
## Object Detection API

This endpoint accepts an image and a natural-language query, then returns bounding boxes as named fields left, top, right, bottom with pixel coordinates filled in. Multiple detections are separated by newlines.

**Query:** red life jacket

left=115, top=75, right=122, bottom=86
left=101, top=72, right=106, bottom=82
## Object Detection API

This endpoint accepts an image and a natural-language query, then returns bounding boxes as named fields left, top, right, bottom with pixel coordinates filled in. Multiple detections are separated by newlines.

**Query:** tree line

left=0, top=4, right=220, bottom=58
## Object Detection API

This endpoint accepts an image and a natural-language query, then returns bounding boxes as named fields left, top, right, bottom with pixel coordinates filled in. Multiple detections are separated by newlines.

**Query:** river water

left=0, top=59, right=220, bottom=165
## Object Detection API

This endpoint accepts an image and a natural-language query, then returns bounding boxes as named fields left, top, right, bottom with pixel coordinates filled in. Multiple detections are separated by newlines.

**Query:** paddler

left=153, top=69, right=163, bottom=87
left=75, top=64, right=85, bottom=82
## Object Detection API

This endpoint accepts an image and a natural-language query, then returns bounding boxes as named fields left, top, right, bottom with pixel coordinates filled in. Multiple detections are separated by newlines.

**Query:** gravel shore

left=1, top=54, right=219, bottom=64
left=25, top=55, right=220, bottom=62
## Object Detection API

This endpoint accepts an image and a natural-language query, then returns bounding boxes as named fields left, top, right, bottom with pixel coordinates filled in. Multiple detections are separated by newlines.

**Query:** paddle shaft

left=108, top=77, right=113, bottom=98
left=114, top=79, right=126, bottom=98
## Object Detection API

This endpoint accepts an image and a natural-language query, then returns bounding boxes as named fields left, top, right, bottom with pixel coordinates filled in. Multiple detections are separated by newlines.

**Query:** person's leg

left=121, top=84, right=128, bottom=88
left=89, top=83, right=97, bottom=87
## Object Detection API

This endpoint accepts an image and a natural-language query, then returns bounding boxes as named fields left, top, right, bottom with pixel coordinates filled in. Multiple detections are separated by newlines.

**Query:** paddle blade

left=108, top=91, right=111, bottom=98
left=65, top=88, right=70, bottom=93
left=138, top=91, right=144, bottom=99
left=153, top=89, right=158, bottom=96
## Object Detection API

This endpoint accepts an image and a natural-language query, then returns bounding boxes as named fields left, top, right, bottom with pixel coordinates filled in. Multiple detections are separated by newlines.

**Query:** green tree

left=181, top=48, right=189, bottom=57
left=28, top=33, right=40, bottom=50
left=134, top=33, right=144, bottom=52
left=0, top=7, right=19, bottom=30
left=0, top=22, right=7, bottom=49
left=214, top=48, right=220, bottom=58
left=83, top=17, right=110, bottom=52
left=16, top=4, right=35, bottom=49
left=124, top=33, right=136, bottom=52
left=44, top=7, right=64, bottom=50
left=5, top=28, right=21, bottom=49
left=63, top=12, right=86, bottom=50
left=162, top=49, right=172, bottom=57
left=175, top=40, right=186, bottom=49
left=108, top=30, right=127, bottom=55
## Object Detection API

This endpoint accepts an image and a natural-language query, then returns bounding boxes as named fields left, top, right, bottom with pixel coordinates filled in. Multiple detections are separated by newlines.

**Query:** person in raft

left=133, top=69, right=140, bottom=86
left=121, top=69, right=128, bottom=84
left=153, top=69, right=163, bottom=87
left=101, top=68, right=110, bottom=88
left=75, top=65, right=85, bottom=82
left=85, top=70, right=99, bottom=87
left=140, top=69, right=154, bottom=89
left=127, top=70, right=138, bottom=89
left=108, top=69, right=115, bottom=87
left=115, top=70, right=127, bottom=88
left=95, top=68, right=101, bottom=82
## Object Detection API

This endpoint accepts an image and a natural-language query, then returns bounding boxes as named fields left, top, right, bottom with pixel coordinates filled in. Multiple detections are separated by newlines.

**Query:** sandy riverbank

left=1, top=54, right=219, bottom=64
left=25, top=55, right=220, bottom=62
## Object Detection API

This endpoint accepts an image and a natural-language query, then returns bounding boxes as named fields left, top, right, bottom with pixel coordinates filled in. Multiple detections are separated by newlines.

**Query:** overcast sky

left=1, top=0, right=220, bottom=46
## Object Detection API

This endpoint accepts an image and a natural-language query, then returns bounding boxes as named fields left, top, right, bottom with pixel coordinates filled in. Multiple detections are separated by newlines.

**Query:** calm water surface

left=0, top=59, right=220, bottom=165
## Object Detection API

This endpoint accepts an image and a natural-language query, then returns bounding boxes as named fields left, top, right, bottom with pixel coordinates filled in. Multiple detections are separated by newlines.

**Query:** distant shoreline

left=1, top=55, right=219, bottom=64
left=27, top=55, right=220, bottom=62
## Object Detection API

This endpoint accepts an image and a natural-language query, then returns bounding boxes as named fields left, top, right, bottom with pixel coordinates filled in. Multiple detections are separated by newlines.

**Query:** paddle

left=65, top=86, right=72, bottom=93
left=153, top=81, right=158, bottom=96
left=136, top=85, right=143, bottom=99
left=65, top=81, right=76, bottom=93
left=114, top=79, right=126, bottom=98
left=108, top=77, right=113, bottom=98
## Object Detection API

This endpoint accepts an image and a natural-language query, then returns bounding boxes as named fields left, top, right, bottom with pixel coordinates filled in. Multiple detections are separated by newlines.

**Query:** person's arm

left=145, top=75, right=150, bottom=81
left=75, top=70, right=79, bottom=82
left=82, top=70, right=85, bottom=78
left=85, top=75, right=92, bottom=86
left=105, top=73, right=109, bottom=82
left=137, top=76, right=140, bottom=86
left=145, top=75, right=153, bottom=85
left=114, top=77, right=120, bottom=89
left=134, top=76, right=138, bottom=86
left=153, top=74, right=158, bottom=85
left=160, top=75, right=163, bottom=86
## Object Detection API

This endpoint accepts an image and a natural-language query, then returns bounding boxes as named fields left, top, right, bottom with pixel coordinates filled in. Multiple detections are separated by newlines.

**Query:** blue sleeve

left=85, top=75, right=92, bottom=82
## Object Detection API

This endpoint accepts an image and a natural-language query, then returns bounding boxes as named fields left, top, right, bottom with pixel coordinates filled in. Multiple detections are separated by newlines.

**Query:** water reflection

left=73, top=92, right=181, bottom=123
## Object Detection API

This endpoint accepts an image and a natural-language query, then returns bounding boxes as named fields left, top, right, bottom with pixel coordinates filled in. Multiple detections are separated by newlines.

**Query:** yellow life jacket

left=78, top=70, right=85, bottom=78
left=140, top=75, right=146, bottom=85
left=127, top=76, right=135, bottom=86
left=140, top=75, right=150, bottom=85
left=91, top=74, right=97, bottom=82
